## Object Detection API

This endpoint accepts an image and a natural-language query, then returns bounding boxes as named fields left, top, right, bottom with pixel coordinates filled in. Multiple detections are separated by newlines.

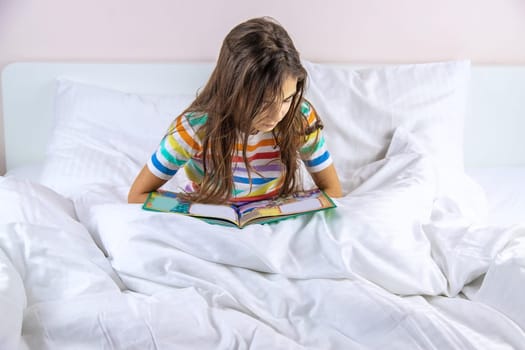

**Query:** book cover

left=142, top=188, right=336, bottom=228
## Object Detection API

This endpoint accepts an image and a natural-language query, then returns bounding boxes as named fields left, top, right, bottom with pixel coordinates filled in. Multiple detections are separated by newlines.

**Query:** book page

left=278, top=197, right=323, bottom=214
left=143, top=189, right=334, bottom=228
left=188, top=203, right=239, bottom=224
left=143, top=191, right=240, bottom=226
left=237, top=189, right=335, bottom=227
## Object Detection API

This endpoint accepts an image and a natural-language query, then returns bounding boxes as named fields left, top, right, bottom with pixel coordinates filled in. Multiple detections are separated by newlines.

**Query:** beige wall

left=1, top=0, right=525, bottom=174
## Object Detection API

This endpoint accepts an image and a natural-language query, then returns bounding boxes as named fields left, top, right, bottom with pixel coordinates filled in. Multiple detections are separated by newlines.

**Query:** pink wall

left=1, top=0, right=525, bottom=173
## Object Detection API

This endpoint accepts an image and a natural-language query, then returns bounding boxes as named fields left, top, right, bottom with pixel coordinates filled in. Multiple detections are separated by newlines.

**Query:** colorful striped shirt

left=147, top=100, right=333, bottom=202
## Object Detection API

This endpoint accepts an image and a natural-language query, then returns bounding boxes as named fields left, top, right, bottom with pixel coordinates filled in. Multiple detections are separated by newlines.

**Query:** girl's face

left=252, top=76, right=298, bottom=133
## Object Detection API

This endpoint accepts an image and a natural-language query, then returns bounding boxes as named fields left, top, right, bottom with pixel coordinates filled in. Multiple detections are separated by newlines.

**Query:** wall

left=1, top=0, right=525, bottom=174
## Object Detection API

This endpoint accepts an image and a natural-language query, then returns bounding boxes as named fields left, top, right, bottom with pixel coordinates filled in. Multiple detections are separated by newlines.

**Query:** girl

left=128, top=17, right=342, bottom=204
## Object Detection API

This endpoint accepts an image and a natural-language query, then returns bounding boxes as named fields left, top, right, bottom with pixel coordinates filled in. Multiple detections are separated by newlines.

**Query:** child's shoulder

left=299, top=99, right=320, bottom=129
left=168, top=111, right=208, bottom=138
left=184, top=112, right=209, bottom=140
left=299, top=99, right=314, bottom=117
left=183, top=111, right=208, bottom=128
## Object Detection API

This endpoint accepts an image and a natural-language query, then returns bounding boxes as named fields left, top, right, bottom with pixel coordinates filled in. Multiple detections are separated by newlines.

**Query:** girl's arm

left=128, top=166, right=168, bottom=203
left=310, top=163, right=343, bottom=198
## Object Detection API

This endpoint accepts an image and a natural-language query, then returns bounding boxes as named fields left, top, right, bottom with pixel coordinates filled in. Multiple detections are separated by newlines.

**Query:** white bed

left=1, top=61, right=525, bottom=349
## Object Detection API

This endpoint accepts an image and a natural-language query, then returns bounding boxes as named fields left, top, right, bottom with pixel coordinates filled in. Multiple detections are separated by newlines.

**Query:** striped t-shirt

left=147, top=100, right=333, bottom=202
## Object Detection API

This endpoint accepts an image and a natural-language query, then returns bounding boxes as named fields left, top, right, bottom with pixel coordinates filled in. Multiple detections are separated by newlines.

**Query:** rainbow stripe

left=147, top=100, right=332, bottom=201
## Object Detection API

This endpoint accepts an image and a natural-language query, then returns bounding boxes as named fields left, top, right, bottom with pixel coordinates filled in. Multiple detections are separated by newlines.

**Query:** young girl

left=128, top=17, right=342, bottom=204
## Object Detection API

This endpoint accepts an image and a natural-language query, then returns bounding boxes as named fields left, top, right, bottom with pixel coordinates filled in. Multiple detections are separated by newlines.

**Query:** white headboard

left=2, top=62, right=525, bottom=171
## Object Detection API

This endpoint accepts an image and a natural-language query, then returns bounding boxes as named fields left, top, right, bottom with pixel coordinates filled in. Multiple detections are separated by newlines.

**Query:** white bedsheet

left=1, top=130, right=525, bottom=349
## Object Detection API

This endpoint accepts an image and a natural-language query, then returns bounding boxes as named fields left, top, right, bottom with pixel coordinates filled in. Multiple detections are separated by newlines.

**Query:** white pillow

left=40, top=79, right=194, bottom=197
left=41, top=61, right=471, bottom=199
left=303, top=60, right=470, bottom=179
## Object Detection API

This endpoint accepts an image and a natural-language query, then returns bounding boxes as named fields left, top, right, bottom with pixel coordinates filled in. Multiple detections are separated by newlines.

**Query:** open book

left=142, top=188, right=336, bottom=228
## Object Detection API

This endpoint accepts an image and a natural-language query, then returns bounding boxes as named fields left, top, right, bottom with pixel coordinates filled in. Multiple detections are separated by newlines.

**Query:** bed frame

left=2, top=62, right=525, bottom=171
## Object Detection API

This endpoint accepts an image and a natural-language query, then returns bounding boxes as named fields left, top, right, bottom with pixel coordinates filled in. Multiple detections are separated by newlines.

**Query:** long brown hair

left=178, top=17, right=318, bottom=203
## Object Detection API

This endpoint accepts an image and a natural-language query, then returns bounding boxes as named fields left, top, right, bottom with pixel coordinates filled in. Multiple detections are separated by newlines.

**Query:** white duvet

left=1, top=130, right=525, bottom=349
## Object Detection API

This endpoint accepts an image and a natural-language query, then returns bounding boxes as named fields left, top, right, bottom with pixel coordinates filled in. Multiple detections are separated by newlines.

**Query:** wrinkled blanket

left=1, top=130, right=524, bottom=349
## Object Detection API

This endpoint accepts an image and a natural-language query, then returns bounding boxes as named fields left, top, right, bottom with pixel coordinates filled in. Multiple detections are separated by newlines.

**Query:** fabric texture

left=303, top=60, right=471, bottom=193
left=39, top=79, right=194, bottom=197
